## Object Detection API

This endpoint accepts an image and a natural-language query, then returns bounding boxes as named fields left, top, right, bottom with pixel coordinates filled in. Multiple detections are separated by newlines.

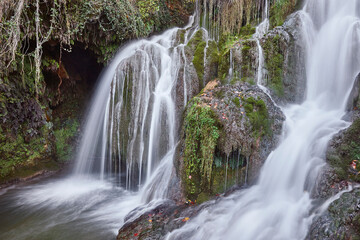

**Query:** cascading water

left=255, top=0, right=270, bottom=93
left=75, top=30, right=178, bottom=191
left=166, top=1, right=360, bottom=239
left=0, top=10, right=203, bottom=240
left=1, top=1, right=360, bottom=239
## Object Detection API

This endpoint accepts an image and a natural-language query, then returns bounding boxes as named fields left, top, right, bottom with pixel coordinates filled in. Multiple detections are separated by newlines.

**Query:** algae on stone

left=183, top=97, right=220, bottom=201
left=263, top=34, right=285, bottom=97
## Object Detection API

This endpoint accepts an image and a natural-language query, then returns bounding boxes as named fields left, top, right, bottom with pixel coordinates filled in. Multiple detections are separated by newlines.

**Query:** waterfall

left=0, top=9, right=207, bottom=240
left=72, top=5, right=203, bottom=199
left=75, top=33, right=169, bottom=190
left=255, top=0, right=270, bottom=95
left=166, top=1, right=360, bottom=239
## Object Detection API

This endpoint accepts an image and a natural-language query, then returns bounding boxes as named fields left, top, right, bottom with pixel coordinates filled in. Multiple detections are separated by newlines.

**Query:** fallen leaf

left=182, top=217, right=190, bottom=222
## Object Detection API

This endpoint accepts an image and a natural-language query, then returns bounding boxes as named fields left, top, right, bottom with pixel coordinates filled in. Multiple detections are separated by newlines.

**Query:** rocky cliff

left=0, top=0, right=194, bottom=185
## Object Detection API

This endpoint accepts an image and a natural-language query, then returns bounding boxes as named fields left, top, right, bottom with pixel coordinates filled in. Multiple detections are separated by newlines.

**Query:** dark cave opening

left=41, top=41, right=104, bottom=119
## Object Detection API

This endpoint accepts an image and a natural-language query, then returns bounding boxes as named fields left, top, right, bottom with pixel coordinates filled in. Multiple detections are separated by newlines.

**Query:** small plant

left=244, top=96, right=271, bottom=137
left=54, top=120, right=79, bottom=162
left=232, top=97, right=241, bottom=107
left=183, top=98, right=220, bottom=200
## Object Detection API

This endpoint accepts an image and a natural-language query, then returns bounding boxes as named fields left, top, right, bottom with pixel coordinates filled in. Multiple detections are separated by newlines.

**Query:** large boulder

left=307, top=189, right=360, bottom=240
left=261, top=12, right=307, bottom=104
left=176, top=80, right=284, bottom=203
left=308, top=106, right=360, bottom=239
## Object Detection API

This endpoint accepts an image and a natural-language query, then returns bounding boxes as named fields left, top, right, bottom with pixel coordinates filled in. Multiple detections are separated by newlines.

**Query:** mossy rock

left=180, top=82, right=283, bottom=204
left=203, top=40, right=220, bottom=85
left=218, top=48, right=231, bottom=81
left=192, top=41, right=207, bottom=87
left=241, top=40, right=256, bottom=80
left=263, top=34, right=285, bottom=97
left=239, top=24, right=256, bottom=39
left=327, top=118, right=360, bottom=183
left=0, top=124, right=59, bottom=184
left=176, top=29, right=186, bottom=44
left=187, top=29, right=205, bottom=53
left=53, top=119, right=79, bottom=162
left=269, top=0, right=299, bottom=29
left=182, top=97, right=220, bottom=202
left=244, top=96, right=272, bottom=138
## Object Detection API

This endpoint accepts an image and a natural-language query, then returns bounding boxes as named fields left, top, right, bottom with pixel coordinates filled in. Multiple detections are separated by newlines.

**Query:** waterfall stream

left=166, top=1, right=360, bottom=239
left=0, top=1, right=359, bottom=239
left=0, top=11, right=200, bottom=240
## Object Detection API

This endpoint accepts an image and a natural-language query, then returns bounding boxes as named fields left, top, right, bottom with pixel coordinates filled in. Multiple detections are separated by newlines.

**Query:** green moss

left=207, top=41, right=220, bottom=66
left=99, top=44, right=120, bottom=63
left=241, top=40, right=255, bottom=79
left=327, top=118, right=360, bottom=182
left=215, top=88, right=226, bottom=99
left=176, top=29, right=186, bottom=44
left=197, top=192, right=210, bottom=204
left=187, top=30, right=207, bottom=85
left=232, top=97, right=241, bottom=108
left=192, top=41, right=206, bottom=87
left=53, top=119, right=79, bottom=162
left=263, top=35, right=285, bottom=97
left=206, top=40, right=220, bottom=81
left=244, top=97, right=271, bottom=137
left=269, top=0, right=298, bottom=28
left=22, top=56, right=43, bottom=96
left=244, top=77, right=256, bottom=85
left=42, top=57, right=59, bottom=69
left=239, top=24, right=256, bottom=38
left=183, top=98, right=220, bottom=201
left=217, top=33, right=244, bottom=83
left=354, top=214, right=360, bottom=232
left=0, top=125, right=52, bottom=180
left=230, top=76, right=241, bottom=85
left=187, top=29, right=204, bottom=51
left=218, top=49, right=231, bottom=82
left=211, top=153, right=245, bottom=195
left=244, top=102, right=254, bottom=113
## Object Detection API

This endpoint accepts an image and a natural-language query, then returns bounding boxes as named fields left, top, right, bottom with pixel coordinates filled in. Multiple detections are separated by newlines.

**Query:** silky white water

left=1, top=1, right=360, bottom=239
left=166, top=0, right=360, bottom=239
left=0, top=12, right=201, bottom=240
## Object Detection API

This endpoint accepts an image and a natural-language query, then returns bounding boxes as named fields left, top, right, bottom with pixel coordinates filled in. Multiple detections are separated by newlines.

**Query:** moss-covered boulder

left=216, top=25, right=257, bottom=85
left=326, top=119, right=360, bottom=184
left=269, top=0, right=303, bottom=29
left=177, top=80, right=284, bottom=203
left=260, top=12, right=307, bottom=104
left=183, top=29, right=220, bottom=89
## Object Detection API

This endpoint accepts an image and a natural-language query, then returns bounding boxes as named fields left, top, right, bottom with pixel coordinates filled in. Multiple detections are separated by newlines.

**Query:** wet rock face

left=325, top=118, right=360, bottom=185
left=307, top=189, right=360, bottom=240
left=177, top=80, right=285, bottom=203
left=261, top=12, right=307, bottom=105
left=217, top=12, right=307, bottom=106
left=346, top=73, right=360, bottom=114
left=309, top=96, right=360, bottom=239
left=117, top=200, right=211, bottom=240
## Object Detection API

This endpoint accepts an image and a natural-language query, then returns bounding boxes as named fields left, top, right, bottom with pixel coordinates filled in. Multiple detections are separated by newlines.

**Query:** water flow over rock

left=166, top=1, right=360, bottom=239
left=0, top=9, right=203, bottom=240
left=73, top=15, right=200, bottom=195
